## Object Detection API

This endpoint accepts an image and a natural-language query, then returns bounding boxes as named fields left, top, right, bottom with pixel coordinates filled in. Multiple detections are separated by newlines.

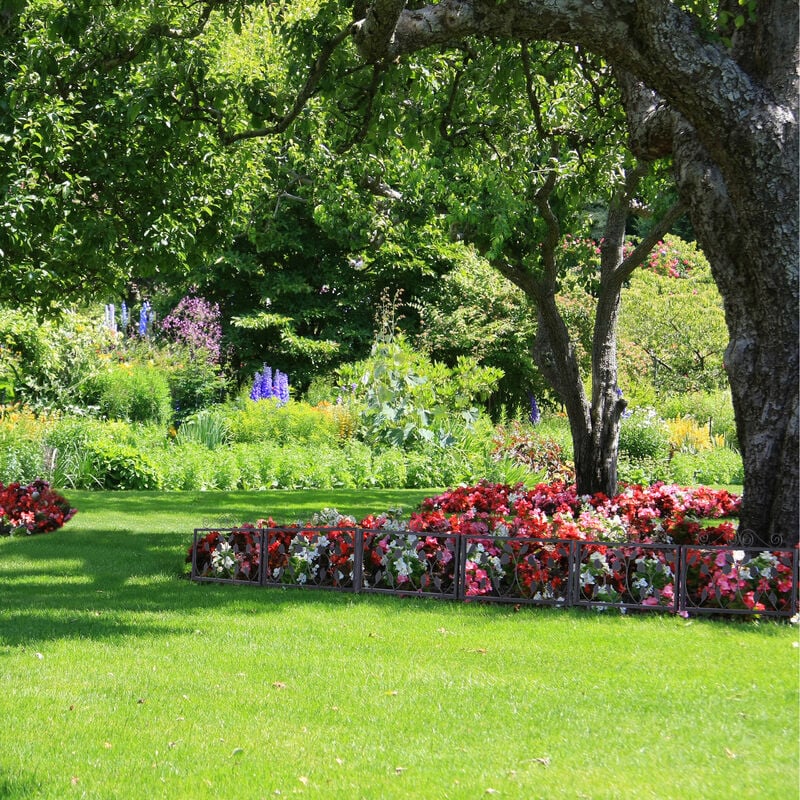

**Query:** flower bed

left=0, top=479, right=76, bottom=536
left=188, top=482, right=798, bottom=618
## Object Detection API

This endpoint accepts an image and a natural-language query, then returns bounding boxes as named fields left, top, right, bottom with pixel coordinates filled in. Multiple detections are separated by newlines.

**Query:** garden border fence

left=191, top=527, right=799, bottom=618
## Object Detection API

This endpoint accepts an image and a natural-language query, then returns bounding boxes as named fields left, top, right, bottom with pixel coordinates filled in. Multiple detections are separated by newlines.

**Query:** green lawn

left=0, top=490, right=797, bottom=799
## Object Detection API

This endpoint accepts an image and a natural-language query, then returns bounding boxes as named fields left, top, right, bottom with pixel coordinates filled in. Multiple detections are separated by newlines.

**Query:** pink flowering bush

left=0, top=479, right=76, bottom=536
left=161, top=295, right=222, bottom=364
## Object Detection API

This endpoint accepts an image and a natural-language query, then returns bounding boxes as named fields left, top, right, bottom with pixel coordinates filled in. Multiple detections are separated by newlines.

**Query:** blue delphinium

left=138, top=301, right=152, bottom=337
left=121, top=301, right=129, bottom=333
left=259, top=365, right=273, bottom=400
left=249, top=373, right=262, bottom=401
left=250, top=364, right=290, bottom=406
left=529, top=395, right=541, bottom=425
left=275, top=370, right=289, bottom=404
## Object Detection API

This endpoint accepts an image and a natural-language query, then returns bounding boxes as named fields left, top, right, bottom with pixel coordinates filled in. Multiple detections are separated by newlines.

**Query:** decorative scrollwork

left=734, top=528, right=757, bottom=547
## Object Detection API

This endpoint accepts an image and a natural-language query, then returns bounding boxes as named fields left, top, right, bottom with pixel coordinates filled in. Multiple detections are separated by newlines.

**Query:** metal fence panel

left=190, top=527, right=798, bottom=618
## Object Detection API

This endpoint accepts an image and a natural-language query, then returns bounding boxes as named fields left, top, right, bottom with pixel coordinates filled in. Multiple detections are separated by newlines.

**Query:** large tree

left=345, top=0, right=798, bottom=545
left=343, top=39, right=687, bottom=497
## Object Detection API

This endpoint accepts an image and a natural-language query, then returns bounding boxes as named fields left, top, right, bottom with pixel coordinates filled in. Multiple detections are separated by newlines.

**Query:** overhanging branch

left=615, top=200, right=686, bottom=283
left=224, top=24, right=356, bottom=143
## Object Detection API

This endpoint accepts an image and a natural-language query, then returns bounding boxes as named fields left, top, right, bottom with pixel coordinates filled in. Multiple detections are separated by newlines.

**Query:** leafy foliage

left=619, top=237, right=728, bottom=394
left=86, top=364, right=173, bottom=426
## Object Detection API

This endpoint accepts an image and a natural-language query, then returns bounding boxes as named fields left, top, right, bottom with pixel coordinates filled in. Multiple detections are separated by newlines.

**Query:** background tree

left=619, top=236, right=729, bottom=396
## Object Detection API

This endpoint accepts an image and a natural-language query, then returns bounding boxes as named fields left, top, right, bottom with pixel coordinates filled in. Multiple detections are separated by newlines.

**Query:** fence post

left=191, top=530, right=199, bottom=581
left=674, top=546, right=686, bottom=616
left=455, top=534, right=465, bottom=601
left=353, top=529, right=364, bottom=593
left=567, top=540, right=578, bottom=608
left=258, top=530, right=267, bottom=586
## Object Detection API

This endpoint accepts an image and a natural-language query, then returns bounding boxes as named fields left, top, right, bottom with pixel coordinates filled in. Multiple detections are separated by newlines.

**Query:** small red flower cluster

left=0, top=480, right=77, bottom=536
left=190, top=524, right=266, bottom=581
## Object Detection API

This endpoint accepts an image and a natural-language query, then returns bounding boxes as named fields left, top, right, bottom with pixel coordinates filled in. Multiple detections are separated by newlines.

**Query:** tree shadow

left=0, top=770, right=42, bottom=800
left=1, top=520, right=474, bottom=649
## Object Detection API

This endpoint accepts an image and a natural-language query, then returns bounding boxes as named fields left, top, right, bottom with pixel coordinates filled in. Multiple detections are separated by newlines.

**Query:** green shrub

left=90, top=365, right=173, bottom=425
left=209, top=447, right=240, bottom=490
left=0, top=307, right=110, bottom=412
left=338, top=333, right=502, bottom=449
left=483, top=457, right=546, bottom=487
left=617, top=454, right=673, bottom=487
left=232, top=444, right=268, bottom=490
left=619, top=408, right=670, bottom=461
left=160, top=442, right=213, bottom=491
left=225, top=399, right=339, bottom=447
left=670, top=449, right=744, bottom=486
left=403, top=444, right=473, bottom=489
left=340, top=440, right=375, bottom=488
left=84, top=440, right=163, bottom=490
left=0, top=405, right=54, bottom=483
left=167, top=355, right=228, bottom=423
left=176, top=409, right=231, bottom=450
left=371, top=448, right=407, bottom=489
left=0, top=442, right=45, bottom=485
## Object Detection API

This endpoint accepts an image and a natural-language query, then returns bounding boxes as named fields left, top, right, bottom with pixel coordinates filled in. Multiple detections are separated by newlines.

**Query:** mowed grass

left=0, top=490, right=797, bottom=800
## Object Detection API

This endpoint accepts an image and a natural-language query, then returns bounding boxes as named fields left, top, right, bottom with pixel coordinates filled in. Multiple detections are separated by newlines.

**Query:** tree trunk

left=672, top=125, right=799, bottom=546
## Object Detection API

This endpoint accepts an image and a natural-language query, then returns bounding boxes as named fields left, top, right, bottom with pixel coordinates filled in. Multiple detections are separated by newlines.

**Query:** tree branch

left=224, top=24, right=356, bottom=143
left=615, top=199, right=686, bottom=284
left=616, top=70, right=675, bottom=161
left=353, top=0, right=408, bottom=62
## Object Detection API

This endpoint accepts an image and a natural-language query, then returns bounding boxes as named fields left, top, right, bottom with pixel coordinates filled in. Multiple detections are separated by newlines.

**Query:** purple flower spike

left=529, top=395, right=541, bottom=425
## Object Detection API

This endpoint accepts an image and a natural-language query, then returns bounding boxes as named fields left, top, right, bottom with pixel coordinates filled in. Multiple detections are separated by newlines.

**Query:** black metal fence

left=190, top=527, right=799, bottom=618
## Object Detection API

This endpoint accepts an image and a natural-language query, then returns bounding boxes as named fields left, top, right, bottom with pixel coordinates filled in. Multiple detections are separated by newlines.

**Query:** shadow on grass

left=0, top=770, right=42, bottom=800
left=1, top=489, right=773, bottom=650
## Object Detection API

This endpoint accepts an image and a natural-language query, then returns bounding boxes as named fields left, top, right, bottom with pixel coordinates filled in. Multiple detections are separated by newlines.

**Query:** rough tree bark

left=351, top=0, right=799, bottom=545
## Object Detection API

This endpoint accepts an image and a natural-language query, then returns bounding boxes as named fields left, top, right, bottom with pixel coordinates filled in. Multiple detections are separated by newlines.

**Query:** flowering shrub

left=491, top=422, right=574, bottom=483
left=191, top=524, right=265, bottom=581
left=0, top=479, right=76, bottom=536
left=161, top=296, right=222, bottom=364
left=683, top=548, right=796, bottom=613
left=187, top=482, right=796, bottom=616
left=647, top=235, right=707, bottom=279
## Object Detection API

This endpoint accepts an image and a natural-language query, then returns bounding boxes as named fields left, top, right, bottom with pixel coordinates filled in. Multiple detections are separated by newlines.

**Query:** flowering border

left=188, top=482, right=798, bottom=617
left=0, top=480, right=76, bottom=536
left=190, top=528, right=798, bottom=618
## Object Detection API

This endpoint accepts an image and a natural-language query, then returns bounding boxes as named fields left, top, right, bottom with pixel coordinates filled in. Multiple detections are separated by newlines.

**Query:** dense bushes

left=0, top=295, right=742, bottom=492
left=87, top=364, right=173, bottom=425
left=0, top=393, right=745, bottom=491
